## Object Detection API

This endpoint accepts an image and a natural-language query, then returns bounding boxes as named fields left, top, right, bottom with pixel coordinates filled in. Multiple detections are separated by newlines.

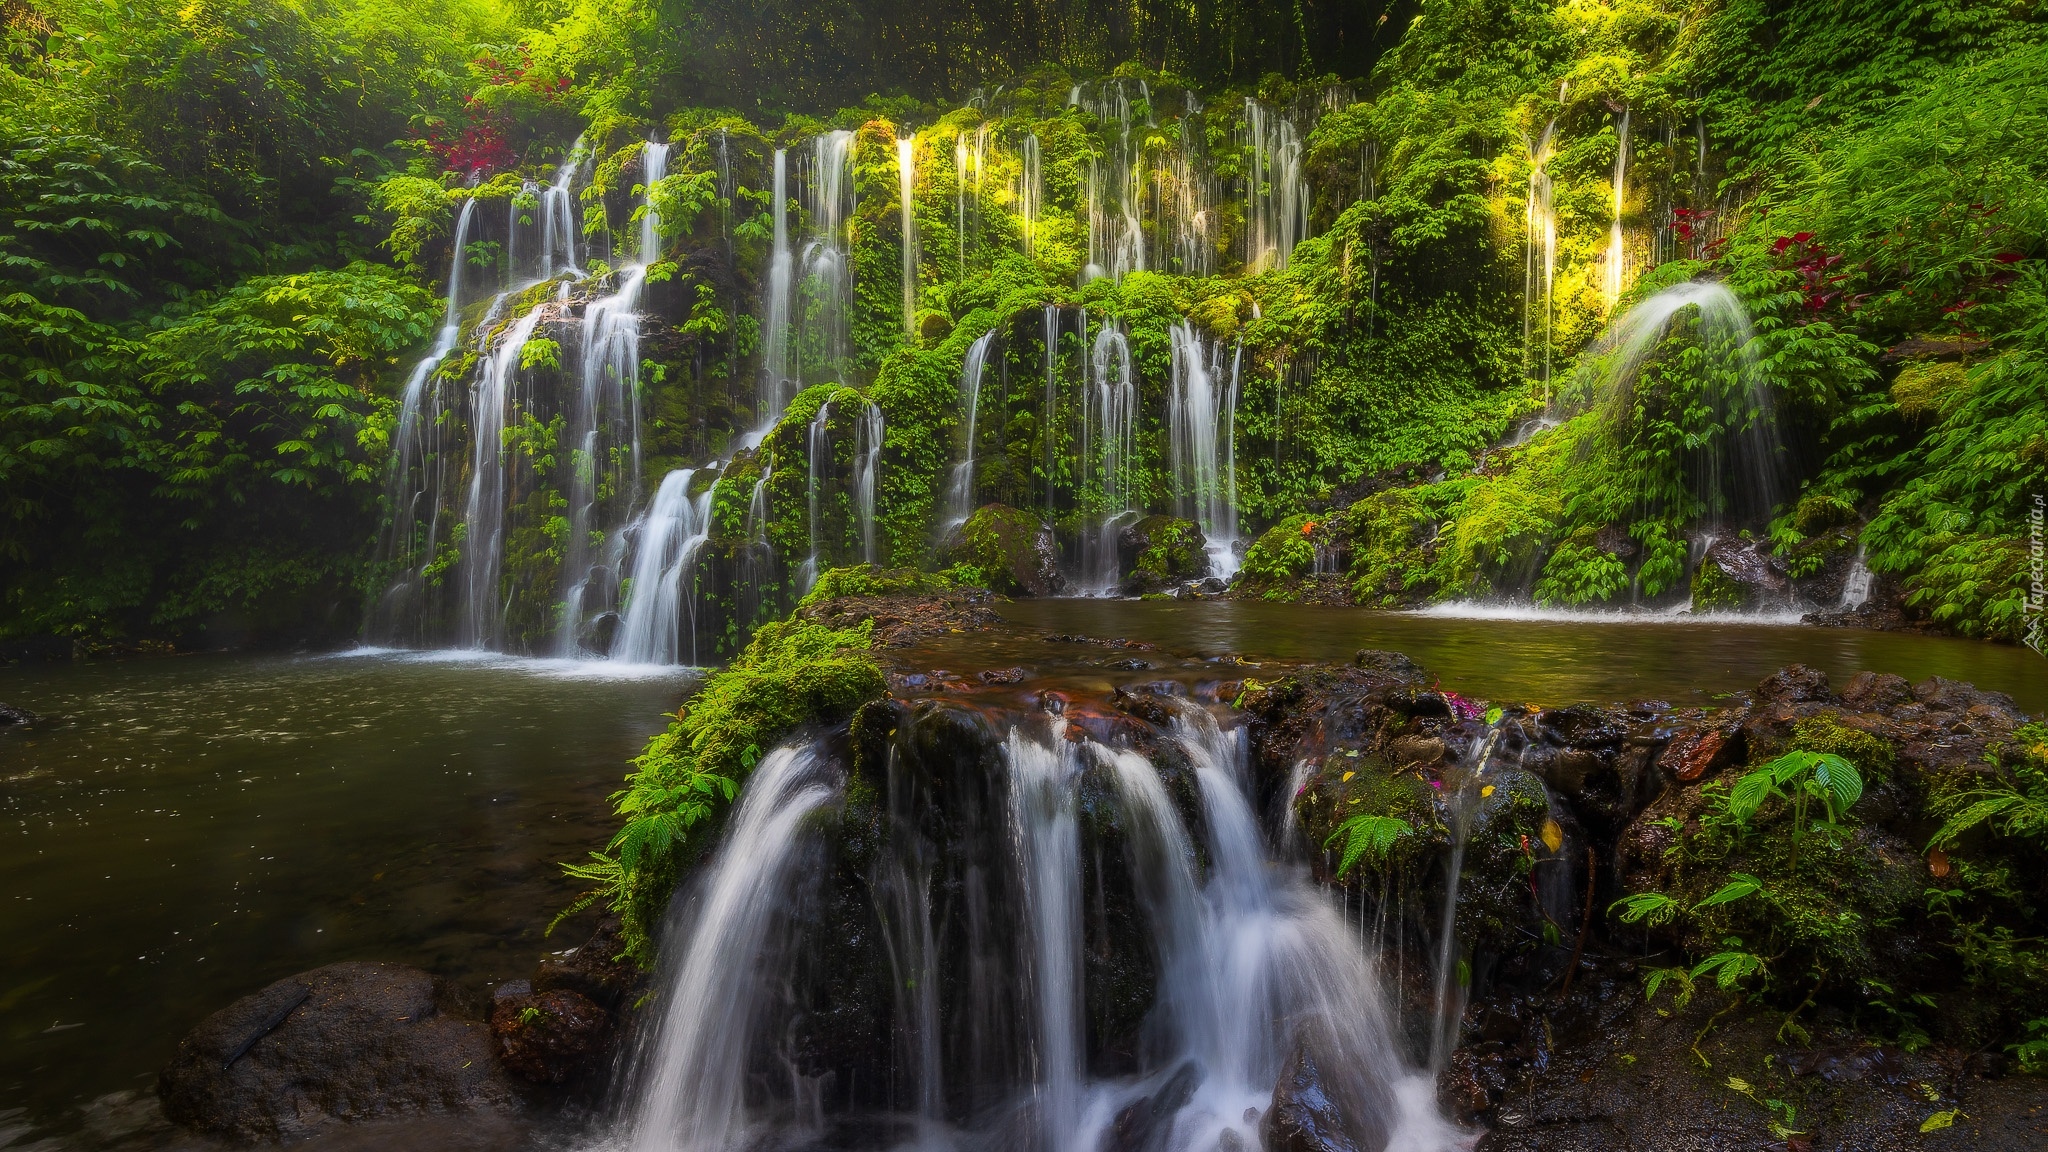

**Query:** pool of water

left=995, top=601, right=2047, bottom=714
left=0, top=651, right=696, bottom=1146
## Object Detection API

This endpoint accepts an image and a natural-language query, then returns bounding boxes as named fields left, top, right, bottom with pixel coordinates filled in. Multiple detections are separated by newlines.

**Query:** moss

left=1123, top=515, right=1208, bottom=593
left=945, top=503, right=1056, bottom=596
left=1689, top=557, right=1748, bottom=611
left=1240, top=514, right=1317, bottom=581
left=566, top=604, right=889, bottom=962
left=1890, top=361, right=1972, bottom=421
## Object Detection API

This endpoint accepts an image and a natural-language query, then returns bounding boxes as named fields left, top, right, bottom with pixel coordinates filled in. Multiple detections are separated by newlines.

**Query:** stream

left=0, top=608, right=2038, bottom=1149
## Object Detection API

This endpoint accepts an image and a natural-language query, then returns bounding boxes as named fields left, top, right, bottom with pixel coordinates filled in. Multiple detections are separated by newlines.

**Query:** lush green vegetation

left=3, top=0, right=2044, bottom=652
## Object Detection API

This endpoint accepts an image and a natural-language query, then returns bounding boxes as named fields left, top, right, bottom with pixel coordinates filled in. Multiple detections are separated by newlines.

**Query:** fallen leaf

left=1541, top=818, right=1564, bottom=853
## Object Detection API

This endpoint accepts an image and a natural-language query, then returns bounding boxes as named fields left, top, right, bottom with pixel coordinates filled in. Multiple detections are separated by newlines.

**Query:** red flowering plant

left=417, top=44, right=572, bottom=179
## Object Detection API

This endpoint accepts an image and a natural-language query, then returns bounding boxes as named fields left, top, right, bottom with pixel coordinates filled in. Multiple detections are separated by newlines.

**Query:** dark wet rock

left=1758, top=664, right=1832, bottom=705
left=976, top=666, right=1028, bottom=684
left=1353, top=649, right=1424, bottom=677
left=1386, top=735, right=1446, bottom=767
left=488, top=983, right=610, bottom=1085
left=1262, top=1044, right=1364, bottom=1152
left=532, top=916, right=636, bottom=1010
left=1118, top=515, right=1210, bottom=594
left=1655, top=726, right=1733, bottom=782
left=0, top=701, right=33, bottom=728
left=158, top=962, right=513, bottom=1143
left=1839, top=671, right=1913, bottom=713
left=1692, top=536, right=1792, bottom=609
left=1103, top=1061, right=1204, bottom=1152
left=943, top=504, right=1066, bottom=596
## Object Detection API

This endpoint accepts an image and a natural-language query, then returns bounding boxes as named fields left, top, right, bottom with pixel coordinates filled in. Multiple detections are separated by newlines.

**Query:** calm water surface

left=0, top=607, right=2039, bottom=1146
left=997, top=601, right=2047, bottom=714
left=0, top=651, right=694, bottom=1145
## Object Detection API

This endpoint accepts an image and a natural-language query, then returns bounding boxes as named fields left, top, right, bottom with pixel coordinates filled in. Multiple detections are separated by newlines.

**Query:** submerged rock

left=1262, top=1044, right=1363, bottom=1152
left=0, top=701, right=32, bottom=728
left=158, top=962, right=513, bottom=1143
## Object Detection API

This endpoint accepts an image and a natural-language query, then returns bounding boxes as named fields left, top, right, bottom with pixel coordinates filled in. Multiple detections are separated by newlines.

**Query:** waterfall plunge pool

left=0, top=607, right=2038, bottom=1148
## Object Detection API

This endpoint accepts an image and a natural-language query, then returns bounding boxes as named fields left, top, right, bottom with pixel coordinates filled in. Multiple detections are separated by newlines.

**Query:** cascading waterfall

left=610, top=468, right=718, bottom=666
left=1427, top=722, right=1505, bottom=1072
left=456, top=304, right=550, bottom=649
left=1167, top=321, right=1241, bottom=577
left=1042, top=305, right=1061, bottom=512
left=1080, top=321, right=1137, bottom=592
left=759, top=148, right=794, bottom=435
left=898, top=137, right=917, bottom=338
left=623, top=742, right=843, bottom=1152
left=1004, top=721, right=1085, bottom=1152
left=1604, top=108, right=1631, bottom=310
left=1020, top=133, right=1040, bottom=256
left=798, top=402, right=829, bottom=594
left=800, top=131, right=857, bottom=385
left=539, top=142, right=583, bottom=278
left=855, top=402, right=883, bottom=565
left=556, top=141, right=668, bottom=654
left=1243, top=99, right=1310, bottom=272
left=944, top=330, right=998, bottom=529
left=1839, top=545, right=1873, bottom=610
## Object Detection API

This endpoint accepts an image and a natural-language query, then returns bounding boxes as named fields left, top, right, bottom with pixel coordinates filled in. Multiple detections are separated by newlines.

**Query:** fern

left=1325, top=814, right=1414, bottom=877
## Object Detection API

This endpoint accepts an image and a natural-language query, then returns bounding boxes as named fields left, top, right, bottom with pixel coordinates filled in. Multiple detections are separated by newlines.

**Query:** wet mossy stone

left=945, top=503, right=1065, bottom=596
left=1118, top=515, right=1210, bottom=594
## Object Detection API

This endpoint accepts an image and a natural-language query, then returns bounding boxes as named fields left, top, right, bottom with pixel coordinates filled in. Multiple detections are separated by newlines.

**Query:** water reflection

left=0, top=651, right=695, bottom=1146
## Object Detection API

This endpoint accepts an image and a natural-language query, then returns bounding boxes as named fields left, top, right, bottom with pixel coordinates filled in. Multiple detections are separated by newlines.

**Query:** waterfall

left=798, top=403, right=829, bottom=594
left=854, top=402, right=883, bottom=565
left=1605, top=108, right=1631, bottom=310
left=455, top=303, right=550, bottom=649
left=800, top=131, right=857, bottom=385
left=875, top=745, right=943, bottom=1126
left=540, top=141, right=582, bottom=278
left=1004, top=722, right=1085, bottom=1152
left=1244, top=99, right=1310, bottom=272
left=624, top=743, right=843, bottom=1152
left=1081, top=322, right=1137, bottom=592
left=557, top=141, right=669, bottom=654
left=945, top=330, right=998, bottom=529
left=954, top=135, right=970, bottom=276
left=1080, top=703, right=1458, bottom=1152
left=638, top=140, right=670, bottom=264
left=1840, top=545, right=1873, bottom=609
left=1568, top=280, right=1783, bottom=522
left=1524, top=118, right=1559, bottom=396
left=1020, top=133, right=1040, bottom=257
left=1426, top=724, right=1504, bottom=1072
left=1042, top=305, right=1061, bottom=512
left=1167, top=322, right=1240, bottom=577
left=898, top=137, right=917, bottom=338
left=759, top=148, right=794, bottom=436
left=610, top=469, right=717, bottom=666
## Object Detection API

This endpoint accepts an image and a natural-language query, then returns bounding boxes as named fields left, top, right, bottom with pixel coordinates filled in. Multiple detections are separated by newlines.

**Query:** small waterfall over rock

left=1524, top=109, right=1560, bottom=395
left=623, top=742, right=843, bottom=1152
left=945, top=330, right=998, bottom=529
left=610, top=469, right=717, bottom=666
left=800, top=131, right=857, bottom=383
left=1005, top=721, right=1086, bottom=1151
left=1020, top=133, right=1040, bottom=257
left=1081, top=320, right=1138, bottom=592
left=1167, top=321, right=1241, bottom=577
left=855, top=401, right=883, bottom=565
left=1840, top=545, right=1873, bottom=609
left=798, top=402, right=830, bottom=594
left=760, top=148, right=794, bottom=434
left=456, top=303, right=550, bottom=649
left=1042, top=305, right=1062, bottom=512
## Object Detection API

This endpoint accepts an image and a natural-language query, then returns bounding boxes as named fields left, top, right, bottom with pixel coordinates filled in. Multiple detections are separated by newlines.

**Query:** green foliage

left=1928, top=724, right=2048, bottom=851
left=1325, top=813, right=1413, bottom=877
left=561, top=600, right=887, bottom=960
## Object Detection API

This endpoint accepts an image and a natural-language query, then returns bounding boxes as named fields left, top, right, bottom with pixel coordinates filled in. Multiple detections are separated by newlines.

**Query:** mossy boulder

left=1116, top=515, right=1209, bottom=594
left=944, top=503, right=1065, bottom=597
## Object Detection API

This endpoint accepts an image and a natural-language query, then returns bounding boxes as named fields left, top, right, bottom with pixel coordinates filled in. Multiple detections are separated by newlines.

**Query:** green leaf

left=1694, top=873, right=1765, bottom=910
left=1920, top=1110, right=1960, bottom=1133
left=1610, top=891, right=1679, bottom=925
left=1325, top=814, right=1414, bottom=876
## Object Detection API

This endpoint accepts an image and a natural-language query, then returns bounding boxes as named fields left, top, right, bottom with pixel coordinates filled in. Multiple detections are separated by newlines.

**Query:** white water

left=1524, top=111, right=1559, bottom=395
left=855, top=401, right=883, bottom=565
left=1080, top=321, right=1138, bottom=592
left=760, top=148, right=794, bottom=435
left=610, top=469, right=717, bottom=666
left=456, top=303, right=550, bottom=649
left=1604, top=108, right=1630, bottom=310
left=898, top=137, right=918, bottom=338
left=1020, top=133, right=1040, bottom=257
left=1043, top=305, right=1062, bottom=511
left=944, top=330, right=998, bottom=529
left=1244, top=99, right=1310, bottom=272
left=800, top=131, right=857, bottom=383
left=798, top=402, right=829, bottom=594
left=1005, top=722, right=1086, bottom=1152
left=1840, top=545, right=1873, bottom=610
left=623, top=743, right=843, bottom=1152
left=1167, top=321, right=1241, bottom=577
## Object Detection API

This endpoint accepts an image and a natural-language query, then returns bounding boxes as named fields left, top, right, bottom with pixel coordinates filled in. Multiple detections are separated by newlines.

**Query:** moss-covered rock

left=1116, top=515, right=1209, bottom=594
left=943, top=503, right=1064, bottom=596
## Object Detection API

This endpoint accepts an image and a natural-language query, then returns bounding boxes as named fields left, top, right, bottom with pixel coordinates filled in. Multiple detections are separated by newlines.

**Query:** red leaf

left=1792, top=231, right=1814, bottom=244
left=1994, top=252, right=2024, bottom=264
